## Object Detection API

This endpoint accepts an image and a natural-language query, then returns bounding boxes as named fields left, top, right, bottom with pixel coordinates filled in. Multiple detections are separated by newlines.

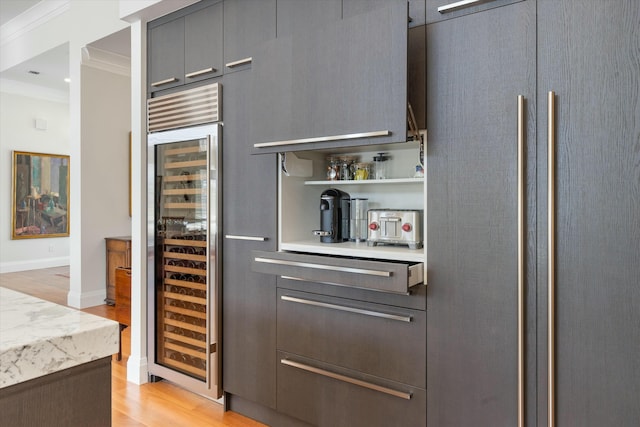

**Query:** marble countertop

left=0, top=287, right=119, bottom=388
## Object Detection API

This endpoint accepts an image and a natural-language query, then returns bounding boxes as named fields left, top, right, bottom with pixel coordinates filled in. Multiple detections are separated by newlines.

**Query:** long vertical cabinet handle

left=547, top=91, right=557, bottom=427
left=517, top=95, right=525, bottom=427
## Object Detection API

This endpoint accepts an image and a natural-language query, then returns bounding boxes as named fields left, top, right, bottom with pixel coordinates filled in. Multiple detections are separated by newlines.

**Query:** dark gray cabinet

left=277, top=288, right=425, bottom=388
left=222, top=238, right=276, bottom=409
left=221, top=69, right=278, bottom=409
left=427, top=0, right=640, bottom=425
left=221, top=70, right=278, bottom=237
left=148, top=0, right=222, bottom=94
left=148, top=16, right=183, bottom=93
left=426, top=1, right=536, bottom=426
left=276, top=0, right=342, bottom=38
left=223, top=0, right=276, bottom=73
left=537, top=1, right=640, bottom=425
left=251, top=0, right=409, bottom=153
left=277, top=351, right=426, bottom=427
left=275, top=279, right=426, bottom=427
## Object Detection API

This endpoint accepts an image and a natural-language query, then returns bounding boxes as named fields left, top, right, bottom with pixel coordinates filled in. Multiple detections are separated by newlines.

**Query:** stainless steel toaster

left=367, top=209, right=423, bottom=249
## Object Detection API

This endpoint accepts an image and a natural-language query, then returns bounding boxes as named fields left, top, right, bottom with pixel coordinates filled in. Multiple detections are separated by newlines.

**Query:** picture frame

left=11, top=151, right=70, bottom=239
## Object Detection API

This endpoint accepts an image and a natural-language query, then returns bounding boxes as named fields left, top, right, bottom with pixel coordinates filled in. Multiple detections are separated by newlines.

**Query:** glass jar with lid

left=372, top=153, right=390, bottom=180
left=339, top=156, right=357, bottom=180
left=326, top=155, right=340, bottom=181
left=354, top=162, right=371, bottom=180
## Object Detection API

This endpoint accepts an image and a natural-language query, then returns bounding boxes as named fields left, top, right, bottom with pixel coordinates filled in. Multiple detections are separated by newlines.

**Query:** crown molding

left=81, top=46, right=131, bottom=77
left=0, top=78, right=68, bottom=103
left=1, top=0, right=70, bottom=46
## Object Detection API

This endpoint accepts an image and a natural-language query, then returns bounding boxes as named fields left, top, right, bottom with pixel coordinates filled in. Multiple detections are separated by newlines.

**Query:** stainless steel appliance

left=367, top=209, right=423, bottom=249
left=349, top=198, right=368, bottom=242
left=147, top=83, right=222, bottom=398
left=313, top=188, right=350, bottom=243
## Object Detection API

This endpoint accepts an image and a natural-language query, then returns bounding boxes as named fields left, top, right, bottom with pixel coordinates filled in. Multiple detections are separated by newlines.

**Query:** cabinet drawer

left=277, top=351, right=426, bottom=427
left=253, top=251, right=423, bottom=294
left=277, top=289, right=425, bottom=388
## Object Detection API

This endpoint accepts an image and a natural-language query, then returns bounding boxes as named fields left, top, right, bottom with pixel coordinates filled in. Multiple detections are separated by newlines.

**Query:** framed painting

left=11, top=151, right=70, bottom=239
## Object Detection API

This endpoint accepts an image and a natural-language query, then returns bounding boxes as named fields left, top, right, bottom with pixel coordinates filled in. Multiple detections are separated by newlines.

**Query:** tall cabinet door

left=426, top=2, right=536, bottom=426
left=221, top=69, right=278, bottom=409
left=538, top=2, right=640, bottom=425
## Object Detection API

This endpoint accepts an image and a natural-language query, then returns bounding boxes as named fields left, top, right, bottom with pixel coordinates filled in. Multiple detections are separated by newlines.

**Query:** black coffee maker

left=313, top=189, right=350, bottom=243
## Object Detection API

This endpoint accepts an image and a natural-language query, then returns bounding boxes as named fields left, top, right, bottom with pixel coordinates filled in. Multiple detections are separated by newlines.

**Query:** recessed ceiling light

left=64, top=78, right=71, bottom=83
left=28, top=70, right=40, bottom=75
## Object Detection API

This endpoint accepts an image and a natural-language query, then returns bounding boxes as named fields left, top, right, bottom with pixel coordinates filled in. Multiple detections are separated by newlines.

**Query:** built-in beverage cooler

left=147, top=83, right=222, bottom=398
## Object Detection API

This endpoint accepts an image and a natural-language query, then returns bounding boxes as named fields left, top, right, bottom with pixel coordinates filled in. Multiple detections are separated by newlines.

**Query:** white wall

left=65, top=64, right=131, bottom=307
left=0, top=91, right=70, bottom=272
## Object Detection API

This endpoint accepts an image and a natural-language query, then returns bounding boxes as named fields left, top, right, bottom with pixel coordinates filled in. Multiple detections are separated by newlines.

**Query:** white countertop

left=0, top=287, right=119, bottom=388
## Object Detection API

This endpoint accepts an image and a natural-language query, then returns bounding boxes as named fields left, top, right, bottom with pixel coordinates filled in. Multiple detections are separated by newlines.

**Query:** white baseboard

left=66, top=288, right=106, bottom=309
left=127, top=356, right=149, bottom=385
left=0, top=257, right=70, bottom=274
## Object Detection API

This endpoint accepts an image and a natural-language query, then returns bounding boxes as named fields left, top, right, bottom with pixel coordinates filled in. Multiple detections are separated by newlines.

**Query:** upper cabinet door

left=426, top=0, right=524, bottom=24
left=148, top=17, right=184, bottom=93
left=276, top=0, right=342, bottom=38
left=251, top=0, right=408, bottom=153
left=343, top=0, right=425, bottom=27
left=223, top=0, right=276, bottom=73
left=184, top=1, right=223, bottom=84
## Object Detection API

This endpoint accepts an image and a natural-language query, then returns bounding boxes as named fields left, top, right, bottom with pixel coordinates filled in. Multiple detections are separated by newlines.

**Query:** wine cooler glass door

left=148, top=123, right=221, bottom=398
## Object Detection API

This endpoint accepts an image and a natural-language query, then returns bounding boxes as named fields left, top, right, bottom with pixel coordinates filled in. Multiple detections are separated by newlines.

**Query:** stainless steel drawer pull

left=151, top=77, right=178, bottom=87
left=225, top=234, right=268, bottom=242
left=281, top=358, right=412, bottom=400
left=225, top=57, right=253, bottom=68
left=254, top=257, right=392, bottom=277
left=185, top=67, right=216, bottom=78
left=438, top=0, right=487, bottom=13
left=253, top=130, right=391, bottom=148
left=281, top=295, right=412, bottom=323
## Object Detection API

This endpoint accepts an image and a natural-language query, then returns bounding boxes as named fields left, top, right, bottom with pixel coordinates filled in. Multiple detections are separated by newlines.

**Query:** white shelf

left=304, top=177, right=424, bottom=185
left=280, top=239, right=425, bottom=263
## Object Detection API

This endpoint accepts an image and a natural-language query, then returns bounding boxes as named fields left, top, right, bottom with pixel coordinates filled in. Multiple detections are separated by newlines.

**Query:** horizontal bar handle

left=185, top=67, right=216, bottom=78
left=253, top=130, right=391, bottom=148
left=225, top=234, right=268, bottom=242
left=438, top=0, right=487, bottom=13
left=280, top=275, right=410, bottom=295
left=151, top=77, right=178, bottom=87
left=281, top=358, right=412, bottom=400
left=281, top=295, right=411, bottom=322
left=225, top=57, right=253, bottom=68
left=254, top=257, right=392, bottom=277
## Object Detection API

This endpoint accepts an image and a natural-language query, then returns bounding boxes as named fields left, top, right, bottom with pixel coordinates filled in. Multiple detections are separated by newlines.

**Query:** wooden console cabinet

left=105, top=236, right=131, bottom=305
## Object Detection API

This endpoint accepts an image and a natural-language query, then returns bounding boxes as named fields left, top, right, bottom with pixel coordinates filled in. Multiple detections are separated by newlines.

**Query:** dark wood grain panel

left=277, top=288, right=426, bottom=388
left=537, top=1, right=640, bottom=425
left=426, top=1, right=536, bottom=425
left=0, top=357, right=112, bottom=427
left=222, top=238, right=277, bottom=409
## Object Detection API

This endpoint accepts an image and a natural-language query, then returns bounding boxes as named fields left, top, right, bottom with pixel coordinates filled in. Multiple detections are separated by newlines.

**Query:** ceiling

left=0, top=0, right=130, bottom=93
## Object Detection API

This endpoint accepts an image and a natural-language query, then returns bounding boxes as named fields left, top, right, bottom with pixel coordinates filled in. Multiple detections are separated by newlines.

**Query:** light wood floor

left=0, top=266, right=266, bottom=427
